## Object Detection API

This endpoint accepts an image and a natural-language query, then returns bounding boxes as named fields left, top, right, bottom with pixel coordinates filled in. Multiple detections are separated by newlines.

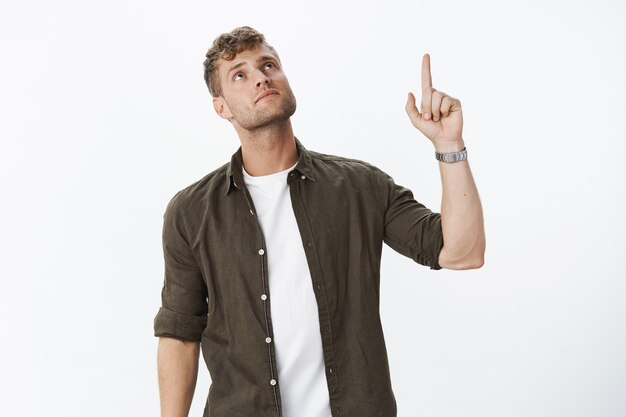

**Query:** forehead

left=218, top=44, right=278, bottom=75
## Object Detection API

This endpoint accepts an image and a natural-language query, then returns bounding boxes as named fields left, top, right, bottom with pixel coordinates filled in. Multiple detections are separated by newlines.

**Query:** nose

left=253, top=68, right=271, bottom=87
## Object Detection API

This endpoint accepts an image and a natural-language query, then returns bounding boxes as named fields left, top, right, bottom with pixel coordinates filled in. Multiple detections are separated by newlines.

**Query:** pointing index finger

left=421, top=53, right=432, bottom=91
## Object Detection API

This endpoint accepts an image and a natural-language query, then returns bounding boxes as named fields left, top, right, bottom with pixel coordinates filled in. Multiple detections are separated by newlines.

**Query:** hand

left=405, top=53, right=464, bottom=151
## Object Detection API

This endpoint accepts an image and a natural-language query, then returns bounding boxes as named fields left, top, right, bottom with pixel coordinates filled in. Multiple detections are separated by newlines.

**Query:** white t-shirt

left=242, top=161, right=332, bottom=417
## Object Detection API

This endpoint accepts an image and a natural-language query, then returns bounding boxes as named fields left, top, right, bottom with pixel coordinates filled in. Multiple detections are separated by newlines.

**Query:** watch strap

left=435, top=146, right=467, bottom=163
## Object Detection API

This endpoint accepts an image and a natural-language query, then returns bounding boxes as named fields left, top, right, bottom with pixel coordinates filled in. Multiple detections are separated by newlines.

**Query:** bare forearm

left=436, top=141, right=485, bottom=269
left=157, top=337, right=200, bottom=417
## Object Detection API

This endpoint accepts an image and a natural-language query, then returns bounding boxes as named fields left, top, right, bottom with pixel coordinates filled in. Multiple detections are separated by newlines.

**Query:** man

left=154, top=26, right=485, bottom=417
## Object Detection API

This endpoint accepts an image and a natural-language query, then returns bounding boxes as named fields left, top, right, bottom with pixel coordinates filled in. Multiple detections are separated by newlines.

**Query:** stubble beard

left=234, top=91, right=297, bottom=132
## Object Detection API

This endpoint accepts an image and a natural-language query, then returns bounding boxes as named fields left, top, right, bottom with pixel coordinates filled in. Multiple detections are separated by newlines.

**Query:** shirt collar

left=224, top=136, right=316, bottom=196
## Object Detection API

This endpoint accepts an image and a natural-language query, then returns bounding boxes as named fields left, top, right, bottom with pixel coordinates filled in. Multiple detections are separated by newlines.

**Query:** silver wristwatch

left=435, top=146, right=467, bottom=163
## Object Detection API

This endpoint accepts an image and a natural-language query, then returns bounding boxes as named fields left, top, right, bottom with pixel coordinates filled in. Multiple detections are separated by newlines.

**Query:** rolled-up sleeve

left=153, top=191, right=208, bottom=341
left=380, top=172, right=444, bottom=270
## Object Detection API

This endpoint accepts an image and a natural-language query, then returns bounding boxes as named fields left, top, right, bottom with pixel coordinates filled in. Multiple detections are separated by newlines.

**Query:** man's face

left=213, top=44, right=297, bottom=131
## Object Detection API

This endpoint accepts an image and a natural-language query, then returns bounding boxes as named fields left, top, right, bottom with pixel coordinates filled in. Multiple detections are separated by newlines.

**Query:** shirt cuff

left=429, top=224, right=444, bottom=270
left=153, top=306, right=207, bottom=342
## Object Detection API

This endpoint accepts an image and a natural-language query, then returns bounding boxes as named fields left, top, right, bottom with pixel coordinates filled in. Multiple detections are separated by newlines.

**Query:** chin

left=254, top=105, right=296, bottom=128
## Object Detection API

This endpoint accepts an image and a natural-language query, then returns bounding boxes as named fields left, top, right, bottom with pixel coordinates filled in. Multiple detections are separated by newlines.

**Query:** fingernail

left=424, top=112, right=430, bottom=120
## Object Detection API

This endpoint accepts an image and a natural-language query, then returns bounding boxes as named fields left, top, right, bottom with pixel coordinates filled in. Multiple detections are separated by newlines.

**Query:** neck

left=236, top=119, right=298, bottom=177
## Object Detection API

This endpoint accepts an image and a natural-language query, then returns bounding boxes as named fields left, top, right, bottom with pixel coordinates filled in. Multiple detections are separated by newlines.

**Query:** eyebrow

left=226, top=55, right=278, bottom=77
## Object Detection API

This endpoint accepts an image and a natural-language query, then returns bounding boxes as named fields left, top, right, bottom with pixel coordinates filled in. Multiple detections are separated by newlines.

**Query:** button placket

left=260, top=244, right=279, bottom=401
left=241, top=186, right=282, bottom=415
left=290, top=177, right=342, bottom=400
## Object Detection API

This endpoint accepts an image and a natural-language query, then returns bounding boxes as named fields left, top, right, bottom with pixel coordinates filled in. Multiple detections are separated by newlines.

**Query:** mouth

left=256, top=90, right=279, bottom=103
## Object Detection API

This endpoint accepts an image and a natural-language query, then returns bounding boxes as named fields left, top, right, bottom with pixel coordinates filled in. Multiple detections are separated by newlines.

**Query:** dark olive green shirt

left=153, top=137, right=444, bottom=417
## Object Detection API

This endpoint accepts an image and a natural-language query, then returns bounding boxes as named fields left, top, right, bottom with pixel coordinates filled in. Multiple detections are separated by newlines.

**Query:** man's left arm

left=405, top=53, right=486, bottom=270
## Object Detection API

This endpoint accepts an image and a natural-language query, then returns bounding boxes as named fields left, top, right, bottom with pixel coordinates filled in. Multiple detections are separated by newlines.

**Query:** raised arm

left=405, top=53, right=485, bottom=269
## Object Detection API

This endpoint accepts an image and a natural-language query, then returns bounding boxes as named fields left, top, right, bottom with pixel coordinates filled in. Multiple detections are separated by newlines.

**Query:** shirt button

left=270, top=379, right=277, bottom=386
left=261, top=294, right=267, bottom=300
left=265, top=337, right=272, bottom=343
left=258, top=248, right=265, bottom=255
left=301, top=174, right=306, bottom=179
left=249, top=209, right=254, bottom=215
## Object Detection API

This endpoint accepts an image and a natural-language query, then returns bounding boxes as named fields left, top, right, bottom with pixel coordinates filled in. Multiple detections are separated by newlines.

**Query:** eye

left=234, top=72, right=244, bottom=81
left=265, top=62, right=276, bottom=70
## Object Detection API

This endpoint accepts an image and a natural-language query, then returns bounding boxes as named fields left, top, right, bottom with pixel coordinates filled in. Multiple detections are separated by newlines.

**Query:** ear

left=212, top=96, right=233, bottom=120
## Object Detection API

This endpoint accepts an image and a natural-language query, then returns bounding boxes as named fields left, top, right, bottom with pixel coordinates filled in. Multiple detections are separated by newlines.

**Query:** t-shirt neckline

left=242, top=161, right=298, bottom=183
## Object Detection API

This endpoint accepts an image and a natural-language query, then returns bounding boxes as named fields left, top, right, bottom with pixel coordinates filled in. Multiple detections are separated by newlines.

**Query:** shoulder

left=307, top=148, right=392, bottom=214
left=308, top=148, right=389, bottom=180
left=164, top=161, right=230, bottom=214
